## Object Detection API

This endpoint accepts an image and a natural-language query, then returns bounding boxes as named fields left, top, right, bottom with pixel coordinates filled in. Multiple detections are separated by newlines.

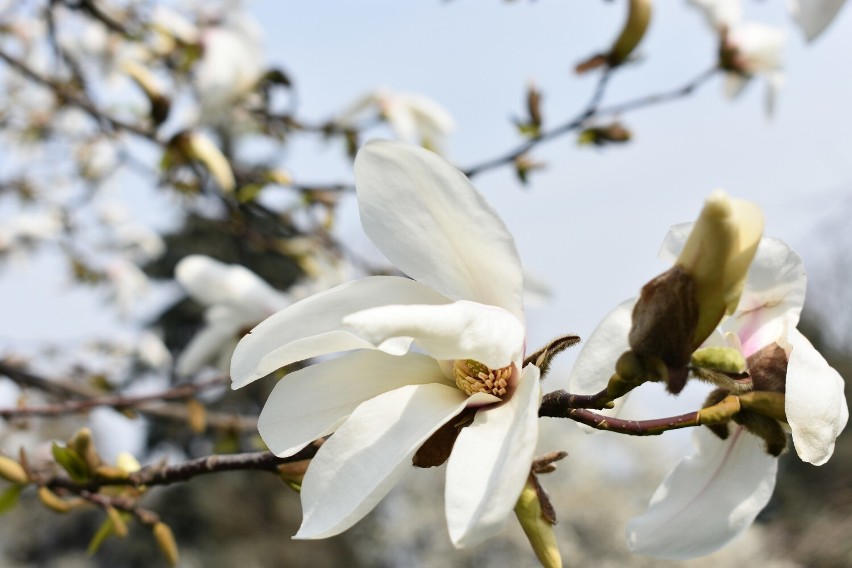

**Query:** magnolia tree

left=0, top=1, right=848, bottom=566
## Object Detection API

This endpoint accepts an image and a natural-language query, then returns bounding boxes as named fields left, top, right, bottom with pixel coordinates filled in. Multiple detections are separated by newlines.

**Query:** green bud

left=514, top=478, right=562, bottom=568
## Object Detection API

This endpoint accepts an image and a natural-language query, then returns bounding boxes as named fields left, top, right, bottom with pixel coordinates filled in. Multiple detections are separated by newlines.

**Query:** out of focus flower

left=0, top=210, right=63, bottom=253
left=789, top=0, right=846, bottom=41
left=720, top=23, right=786, bottom=116
left=337, top=88, right=455, bottom=151
left=98, top=204, right=165, bottom=263
left=174, top=256, right=289, bottom=377
left=688, top=1, right=786, bottom=115
left=230, top=140, right=539, bottom=548
left=194, top=14, right=265, bottom=127
left=104, top=258, right=150, bottom=317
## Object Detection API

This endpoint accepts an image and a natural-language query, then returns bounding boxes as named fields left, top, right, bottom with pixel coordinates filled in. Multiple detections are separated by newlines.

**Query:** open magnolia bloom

left=568, top=206, right=848, bottom=559
left=230, top=140, right=539, bottom=547
left=175, top=255, right=290, bottom=376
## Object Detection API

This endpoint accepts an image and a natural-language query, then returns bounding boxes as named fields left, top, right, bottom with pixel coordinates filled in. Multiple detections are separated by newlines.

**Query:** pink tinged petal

left=343, top=300, right=525, bottom=370
left=566, top=299, right=635, bottom=419
left=445, top=364, right=541, bottom=548
left=258, top=351, right=450, bottom=457
left=785, top=329, right=848, bottom=465
left=626, top=427, right=777, bottom=560
left=354, top=140, right=525, bottom=321
left=230, top=276, right=450, bottom=389
left=789, top=0, right=846, bottom=42
left=295, top=383, right=485, bottom=539
left=725, top=238, right=806, bottom=356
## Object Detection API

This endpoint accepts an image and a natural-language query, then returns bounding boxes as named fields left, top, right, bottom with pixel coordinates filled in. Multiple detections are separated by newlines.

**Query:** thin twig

left=45, top=447, right=318, bottom=493
left=0, top=377, right=228, bottom=419
left=0, top=48, right=158, bottom=141
left=462, top=66, right=717, bottom=179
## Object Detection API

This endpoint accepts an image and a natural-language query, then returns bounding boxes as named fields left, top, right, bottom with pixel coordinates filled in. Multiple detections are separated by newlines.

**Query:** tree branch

left=462, top=66, right=718, bottom=179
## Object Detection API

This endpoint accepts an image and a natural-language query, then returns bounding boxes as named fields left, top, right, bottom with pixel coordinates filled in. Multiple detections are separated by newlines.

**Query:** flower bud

left=677, top=190, right=763, bottom=348
left=153, top=522, right=180, bottom=567
left=609, top=0, right=653, bottom=66
left=514, top=478, right=562, bottom=568
left=0, top=456, right=27, bottom=484
left=167, top=132, right=236, bottom=193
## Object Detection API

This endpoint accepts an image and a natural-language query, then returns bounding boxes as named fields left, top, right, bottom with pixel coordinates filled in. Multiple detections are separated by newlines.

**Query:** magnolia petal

left=354, top=140, right=525, bottom=321
left=384, top=101, right=418, bottom=143
left=566, top=299, right=635, bottom=419
left=176, top=318, right=240, bottom=377
left=175, top=255, right=287, bottom=315
left=725, top=238, right=806, bottom=355
left=626, top=427, right=777, bottom=560
left=724, top=73, right=749, bottom=100
left=295, top=383, right=471, bottom=539
left=789, top=0, right=846, bottom=41
left=343, top=300, right=525, bottom=370
left=230, top=276, right=450, bottom=389
left=445, top=365, right=541, bottom=548
left=258, top=351, right=450, bottom=457
left=687, top=0, right=742, bottom=32
left=785, top=329, right=848, bottom=465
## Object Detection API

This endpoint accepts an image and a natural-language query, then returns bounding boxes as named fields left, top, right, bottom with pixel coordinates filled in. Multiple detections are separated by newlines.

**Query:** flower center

left=452, top=359, right=511, bottom=399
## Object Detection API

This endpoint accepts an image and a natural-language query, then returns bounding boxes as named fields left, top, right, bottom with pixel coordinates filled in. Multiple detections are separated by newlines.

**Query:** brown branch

left=45, top=446, right=318, bottom=493
left=0, top=360, right=257, bottom=431
left=462, top=66, right=718, bottom=179
left=0, top=48, right=159, bottom=142
left=552, top=407, right=701, bottom=436
left=539, top=388, right=614, bottom=412
left=0, top=377, right=228, bottom=419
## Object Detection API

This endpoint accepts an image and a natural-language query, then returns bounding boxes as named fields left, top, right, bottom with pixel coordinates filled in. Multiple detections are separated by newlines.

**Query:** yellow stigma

left=453, top=359, right=511, bottom=398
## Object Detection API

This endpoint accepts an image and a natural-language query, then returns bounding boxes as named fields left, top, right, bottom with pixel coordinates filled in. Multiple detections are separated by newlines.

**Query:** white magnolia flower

left=194, top=13, right=265, bottom=127
left=175, top=255, right=290, bottom=377
left=568, top=224, right=848, bottom=559
left=687, top=2, right=786, bottom=116
left=688, top=0, right=741, bottom=31
left=230, top=140, right=540, bottom=547
left=722, top=23, right=786, bottom=116
left=788, top=0, right=846, bottom=41
left=337, top=88, right=455, bottom=151
left=104, top=258, right=150, bottom=317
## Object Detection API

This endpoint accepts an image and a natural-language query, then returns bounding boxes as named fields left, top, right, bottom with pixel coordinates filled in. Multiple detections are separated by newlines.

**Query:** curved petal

left=343, top=300, right=525, bottom=370
left=295, top=383, right=474, bottom=539
left=384, top=101, right=418, bottom=143
left=786, top=329, right=848, bottom=465
left=445, top=364, right=541, bottom=548
left=724, top=238, right=806, bottom=356
left=566, top=299, right=635, bottom=419
left=789, top=0, right=846, bottom=42
left=658, top=222, right=692, bottom=264
left=626, top=427, right=777, bottom=560
left=230, top=276, right=450, bottom=389
left=259, top=351, right=449, bottom=457
left=175, top=255, right=288, bottom=314
left=176, top=318, right=240, bottom=377
left=354, top=140, right=525, bottom=321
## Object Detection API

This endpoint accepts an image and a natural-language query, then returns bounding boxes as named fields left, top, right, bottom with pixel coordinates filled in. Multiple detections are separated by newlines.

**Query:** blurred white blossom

left=337, top=88, right=455, bottom=151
